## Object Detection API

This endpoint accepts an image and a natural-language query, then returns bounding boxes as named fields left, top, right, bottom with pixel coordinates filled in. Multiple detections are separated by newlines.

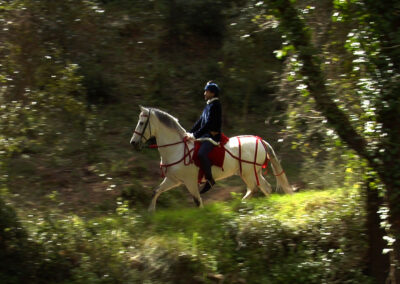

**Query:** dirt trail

left=198, top=185, right=244, bottom=204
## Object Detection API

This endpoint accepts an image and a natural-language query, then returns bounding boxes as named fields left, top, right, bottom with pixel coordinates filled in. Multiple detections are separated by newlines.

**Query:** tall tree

left=268, top=0, right=400, bottom=282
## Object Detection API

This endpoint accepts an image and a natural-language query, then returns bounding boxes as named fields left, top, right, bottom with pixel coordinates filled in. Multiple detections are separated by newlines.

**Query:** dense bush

left=0, top=199, right=41, bottom=283
left=6, top=189, right=372, bottom=284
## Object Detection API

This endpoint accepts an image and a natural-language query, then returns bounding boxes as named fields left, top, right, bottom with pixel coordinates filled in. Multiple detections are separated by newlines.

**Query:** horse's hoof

left=192, top=197, right=201, bottom=207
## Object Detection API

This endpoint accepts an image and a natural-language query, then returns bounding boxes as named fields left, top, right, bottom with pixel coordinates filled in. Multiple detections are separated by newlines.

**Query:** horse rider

left=187, top=81, right=222, bottom=194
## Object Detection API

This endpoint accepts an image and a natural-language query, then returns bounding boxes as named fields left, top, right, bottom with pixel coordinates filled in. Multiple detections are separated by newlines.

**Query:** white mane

left=152, top=108, right=187, bottom=137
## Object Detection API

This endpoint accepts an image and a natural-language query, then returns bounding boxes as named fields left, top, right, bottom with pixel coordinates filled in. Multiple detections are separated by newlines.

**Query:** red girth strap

left=254, top=137, right=260, bottom=186
left=224, top=136, right=271, bottom=186
left=237, top=137, right=242, bottom=176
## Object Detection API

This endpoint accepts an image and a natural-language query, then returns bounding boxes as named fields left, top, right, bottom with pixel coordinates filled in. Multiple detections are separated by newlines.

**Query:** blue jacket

left=190, top=98, right=222, bottom=142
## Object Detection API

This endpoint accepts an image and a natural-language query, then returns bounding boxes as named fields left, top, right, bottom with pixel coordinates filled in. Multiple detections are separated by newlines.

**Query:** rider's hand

left=186, top=133, right=195, bottom=141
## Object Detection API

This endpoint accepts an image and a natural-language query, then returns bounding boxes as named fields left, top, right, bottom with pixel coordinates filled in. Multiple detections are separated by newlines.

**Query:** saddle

left=192, top=133, right=230, bottom=183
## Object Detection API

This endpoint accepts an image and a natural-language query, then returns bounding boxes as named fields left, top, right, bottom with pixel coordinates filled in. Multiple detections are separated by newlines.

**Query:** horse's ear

left=139, top=105, right=145, bottom=112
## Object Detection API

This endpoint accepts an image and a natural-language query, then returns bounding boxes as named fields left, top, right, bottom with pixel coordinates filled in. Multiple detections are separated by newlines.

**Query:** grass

left=147, top=187, right=362, bottom=233
left=137, top=188, right=369, bottom=283
left=2, top=182, right=372, bottom=283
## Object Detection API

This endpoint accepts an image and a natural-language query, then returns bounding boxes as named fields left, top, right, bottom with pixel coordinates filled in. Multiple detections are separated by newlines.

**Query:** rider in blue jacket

left=188, top=81, right=222, bottom=194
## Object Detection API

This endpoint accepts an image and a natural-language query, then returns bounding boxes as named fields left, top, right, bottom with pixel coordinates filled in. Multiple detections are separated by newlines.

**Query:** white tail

left=263, top=141, right=293, bottom=194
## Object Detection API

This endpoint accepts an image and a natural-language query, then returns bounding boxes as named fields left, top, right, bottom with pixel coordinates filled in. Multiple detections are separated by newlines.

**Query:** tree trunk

left=366, top=181, right=390, bottom=283
left=270, top=0, right=400, bottom=281
left=379, top=172, right=400, bottom=283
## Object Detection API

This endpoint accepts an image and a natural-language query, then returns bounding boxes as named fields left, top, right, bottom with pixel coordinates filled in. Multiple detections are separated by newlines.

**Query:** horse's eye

left=139, top=122, right=144, bottom=126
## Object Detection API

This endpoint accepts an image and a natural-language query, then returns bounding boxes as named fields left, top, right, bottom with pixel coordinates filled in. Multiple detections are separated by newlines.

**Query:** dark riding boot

left=198, top=141, right=215, bottom=194
left=200, top=178, right=215, bottom=194
left=199, top=153, right=215, bottom=194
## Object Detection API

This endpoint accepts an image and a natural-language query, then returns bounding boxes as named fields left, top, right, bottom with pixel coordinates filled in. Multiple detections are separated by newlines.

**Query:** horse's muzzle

left=130, top=140, right=141, bottom=151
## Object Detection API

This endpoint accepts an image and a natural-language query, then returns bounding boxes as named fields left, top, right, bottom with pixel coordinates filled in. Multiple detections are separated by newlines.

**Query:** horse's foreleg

left=149, top=177, right=180, bottom=212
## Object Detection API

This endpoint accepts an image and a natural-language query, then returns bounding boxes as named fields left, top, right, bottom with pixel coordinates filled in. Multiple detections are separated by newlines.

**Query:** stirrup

left=200, top=179, right=215, bottom=194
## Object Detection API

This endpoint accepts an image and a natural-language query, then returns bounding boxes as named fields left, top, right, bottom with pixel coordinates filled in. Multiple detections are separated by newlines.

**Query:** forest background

left=1, top=0, right=399, bottom=283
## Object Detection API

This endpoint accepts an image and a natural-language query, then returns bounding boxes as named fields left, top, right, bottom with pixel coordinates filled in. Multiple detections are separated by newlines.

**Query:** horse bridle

left=134, top=109, right=153, bottom=149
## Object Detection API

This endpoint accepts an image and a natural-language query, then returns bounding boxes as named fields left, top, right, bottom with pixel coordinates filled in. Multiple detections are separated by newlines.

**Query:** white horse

left=130, top=106, right=293, bottom=211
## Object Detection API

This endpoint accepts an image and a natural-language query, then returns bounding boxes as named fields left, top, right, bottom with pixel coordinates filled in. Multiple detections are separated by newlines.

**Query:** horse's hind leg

left=241, top=170, right=258, bottom=200
left=241, top=167, right=272, bottom=200
left=242, top=188, right=255, bottom=200
left=149, top=177, right=180, bottom=212
left=258, top=173, right=272, bottom=197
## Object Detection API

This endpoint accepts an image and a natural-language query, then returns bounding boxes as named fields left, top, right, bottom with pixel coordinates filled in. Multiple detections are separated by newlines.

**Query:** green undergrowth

left=3, top=188, right=372, bottom=284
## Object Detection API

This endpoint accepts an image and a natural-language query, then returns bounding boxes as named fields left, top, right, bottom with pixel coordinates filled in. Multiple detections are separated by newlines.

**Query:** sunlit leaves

left=0, top=62, right=87, bottom=158
left=0, top=0, right=96, bottom=162
left=274, top=43, right=295, bottom=59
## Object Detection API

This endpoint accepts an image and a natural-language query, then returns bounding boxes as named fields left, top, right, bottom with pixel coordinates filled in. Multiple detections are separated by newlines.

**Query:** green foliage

left=7, top=189, right=371, bottom=283
left=159, top=0, right=228, bottom=41
left=0, top=198, right=41, bottom=284
left=246, top=0, right=386, bottom=190
left=265, top=0, right=400, bottom=279
left=1, top=0, right=395, bottom=282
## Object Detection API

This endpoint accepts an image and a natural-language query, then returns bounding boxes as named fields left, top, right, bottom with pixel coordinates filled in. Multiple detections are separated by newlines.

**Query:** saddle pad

left=193, top=133, right=229, bottom=182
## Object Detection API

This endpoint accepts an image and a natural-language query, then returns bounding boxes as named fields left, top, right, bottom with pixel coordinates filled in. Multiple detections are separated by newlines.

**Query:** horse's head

left=130, top=106, right=153, bottom=150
